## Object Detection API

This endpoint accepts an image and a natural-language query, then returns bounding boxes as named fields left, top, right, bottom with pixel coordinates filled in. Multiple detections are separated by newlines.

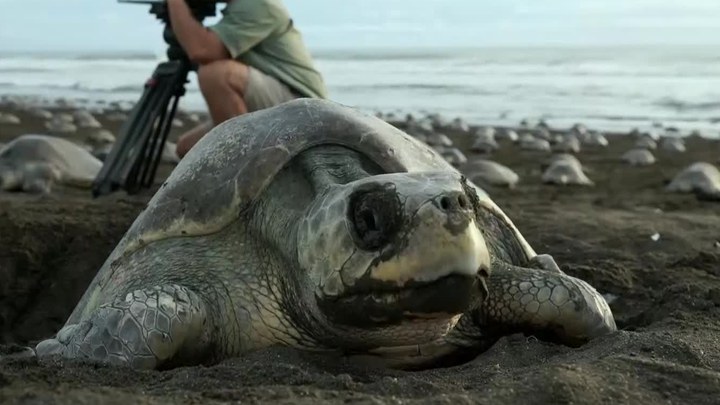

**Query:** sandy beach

left=1, top=97, right=720, bottom=404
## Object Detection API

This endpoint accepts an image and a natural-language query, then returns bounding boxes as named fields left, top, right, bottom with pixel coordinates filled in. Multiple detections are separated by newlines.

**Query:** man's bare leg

left=175, top=120, right=213, bottom=158
left=176, top=60, right=250, bottom=158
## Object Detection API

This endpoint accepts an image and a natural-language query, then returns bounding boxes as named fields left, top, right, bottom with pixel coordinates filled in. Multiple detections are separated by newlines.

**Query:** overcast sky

left=1, top=0, right=719, bottom=53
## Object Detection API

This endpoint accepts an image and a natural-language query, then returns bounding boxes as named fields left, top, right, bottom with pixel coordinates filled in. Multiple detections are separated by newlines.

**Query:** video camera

left=91, top=0, right=221, bottom=197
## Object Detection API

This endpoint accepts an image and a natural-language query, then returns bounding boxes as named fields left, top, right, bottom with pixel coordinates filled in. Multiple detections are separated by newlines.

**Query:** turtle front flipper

left=474, top=262, right=617, bottom=347
left=35, top=284, right=210, bottom=370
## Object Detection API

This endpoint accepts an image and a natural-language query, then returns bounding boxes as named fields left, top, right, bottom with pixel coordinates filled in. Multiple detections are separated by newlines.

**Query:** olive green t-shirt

left=209, top=0, right=328, bottom=99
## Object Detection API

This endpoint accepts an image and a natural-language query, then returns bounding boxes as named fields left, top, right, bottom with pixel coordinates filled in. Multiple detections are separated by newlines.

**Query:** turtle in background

left=28, top=99, right=616, bottom=370
left=666, top=162, right=720, bottom=201
left=0, top=134, right=102, bottom=193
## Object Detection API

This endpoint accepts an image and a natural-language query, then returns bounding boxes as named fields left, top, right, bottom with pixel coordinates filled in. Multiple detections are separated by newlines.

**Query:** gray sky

left=1, top=0, right=719, bottom=53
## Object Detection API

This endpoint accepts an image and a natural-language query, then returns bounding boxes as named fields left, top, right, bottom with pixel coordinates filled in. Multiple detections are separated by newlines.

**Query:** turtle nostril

left=458, top=194, right=469, bottom=209
left=440, top=196, right=451, bottom=210
left=437, top=191, right=472, bottom=213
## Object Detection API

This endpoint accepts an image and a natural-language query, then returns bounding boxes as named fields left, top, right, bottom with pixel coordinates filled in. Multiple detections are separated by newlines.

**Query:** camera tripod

left=92, top=1, right=217, bottom=197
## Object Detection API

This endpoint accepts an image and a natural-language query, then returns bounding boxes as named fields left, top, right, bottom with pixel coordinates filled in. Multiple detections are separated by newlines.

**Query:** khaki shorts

left=244, top=66, right=300, bottom=112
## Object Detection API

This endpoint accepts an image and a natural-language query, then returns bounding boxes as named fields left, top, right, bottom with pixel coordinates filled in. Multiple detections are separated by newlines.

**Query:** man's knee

left=197, top=60, right=248, bottom=93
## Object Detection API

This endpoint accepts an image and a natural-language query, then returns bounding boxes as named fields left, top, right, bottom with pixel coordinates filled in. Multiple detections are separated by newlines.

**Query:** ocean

left=1, top=45, right=719, bottom=136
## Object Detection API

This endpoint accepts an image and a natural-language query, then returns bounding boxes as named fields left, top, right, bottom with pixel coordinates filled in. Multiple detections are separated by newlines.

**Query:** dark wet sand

left=1, top=103, right=720, bottom=404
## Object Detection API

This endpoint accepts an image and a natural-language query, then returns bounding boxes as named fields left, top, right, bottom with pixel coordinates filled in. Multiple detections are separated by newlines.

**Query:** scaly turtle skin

left=33, top=99, right=616, bottom=370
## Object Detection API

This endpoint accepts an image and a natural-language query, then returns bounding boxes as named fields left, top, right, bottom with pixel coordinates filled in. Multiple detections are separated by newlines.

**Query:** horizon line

left=1, top=42, right=718, bottom=56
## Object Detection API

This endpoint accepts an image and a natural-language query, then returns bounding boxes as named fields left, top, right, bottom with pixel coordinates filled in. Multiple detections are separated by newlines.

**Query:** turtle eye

left=348, top=184, right=402, bottom=251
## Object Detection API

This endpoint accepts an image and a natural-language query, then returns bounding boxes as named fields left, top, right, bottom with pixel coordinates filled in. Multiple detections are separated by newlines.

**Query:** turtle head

left=297, top=171, right=491, bottom=346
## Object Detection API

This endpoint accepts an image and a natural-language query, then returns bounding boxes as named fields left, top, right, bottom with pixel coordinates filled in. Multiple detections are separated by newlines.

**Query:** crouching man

left=167, top=0, right=328, bottom=158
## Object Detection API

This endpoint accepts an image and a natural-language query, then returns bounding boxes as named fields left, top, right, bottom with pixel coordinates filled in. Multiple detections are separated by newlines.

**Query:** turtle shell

left=114, top=98, right=537, bottom=265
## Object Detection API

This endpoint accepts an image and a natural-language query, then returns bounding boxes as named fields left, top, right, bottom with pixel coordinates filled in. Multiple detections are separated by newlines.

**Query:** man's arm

left=166, top=0, right=230, bottom=65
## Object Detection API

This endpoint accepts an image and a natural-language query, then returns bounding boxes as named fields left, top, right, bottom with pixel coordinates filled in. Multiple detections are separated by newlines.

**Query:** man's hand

left=167, top=0, right=230, bottom=65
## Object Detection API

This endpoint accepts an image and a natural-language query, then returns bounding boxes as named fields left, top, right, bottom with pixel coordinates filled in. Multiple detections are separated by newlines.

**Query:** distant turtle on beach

left=534, top=128, right=552, bottom=141
left=0, top=112, right=21, bottom=125
left=659, top=137, right=686, bottom=153
left=449, top=117, right=470, bottom=133
left=496, top=128, right=519, bottom=143
left=462, top=159, right=520, bottom=189
left=425, top=133, right=454, bottom=147
left=541, top=157, right=594, bottom=186
left=26, top=108, right=54, bottom=120
left=621, top=148, right=656, bottom=166
left=542, top=153, right=586, bottom=172
left=551, top=134, right=581, bottom=154
left=520, top=136, right=551, bottom=152
left=635, top=137, right=657, bottom=150
left=665, top=162, right=720, bottom=200
left=86, top=129, right=116, bottom=147
left=582, top=131, right=609, bottom=148
left=45, top=115, right=77, bottom=134
left=438, top=146, right=468, bottom=166
left=92, top=141, right=180, bottom=165
left=471, top=128, right=499, bottom=154
left=27, top=99, right=616, bottom=371
left=0, top=134, right=102, bottom=193
left=73, top=110, right=103, bottom=129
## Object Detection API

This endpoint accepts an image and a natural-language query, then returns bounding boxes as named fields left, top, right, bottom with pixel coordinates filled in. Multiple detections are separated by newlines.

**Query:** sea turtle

left=30, top=99, right=615, bottom=371
left=542, top=153, right=585, bottom=172
left=621, top=148, right=656, bottom=166
left=583, top=131, right=609, bottom=147
left=659, top=137, right=686, bottom=153
left=571, top=123, right=587, bottom=135
left=496, top=128, right=519, bottom=143
left=551, top=134, right=581, bottom=153
left=27, top=107, right=54, bottom=120
left=0, top=134, right=103, bottom=193
left=534, top=128, right=552, bottom=141
left=86, top=129, right=116, bottom=148
left=425, top=133, right=454, bottom=147
left=471, top=129, right=499, bottom=154
left=438, top=147, right=468, bottom=166
left=0, top=112, right=21, bottom=125
left=462, top=159, right=520, bottom=189
left=449, top=117, right=470, bottom=133
left=635, top=137, right=657, bottom=150
left=73, top=110, right=103, bottom=129
left=542, top=158, right=594, bottom=186
left=45, top=115, right=77, bottom=134
left=520, top=137, right=551, bottom=152
left=665, top=162, right=720, bottom=200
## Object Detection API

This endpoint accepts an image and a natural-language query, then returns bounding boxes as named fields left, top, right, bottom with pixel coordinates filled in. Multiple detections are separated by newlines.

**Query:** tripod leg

left=122, top=92, right=168, bottom=194
left=142, top=93, right=182, bottom=188
left=91, top=81, right=155, bottom=197
left=91, top=60, right=191, bottom=197
left=128, top=80, right=175, bottom=192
